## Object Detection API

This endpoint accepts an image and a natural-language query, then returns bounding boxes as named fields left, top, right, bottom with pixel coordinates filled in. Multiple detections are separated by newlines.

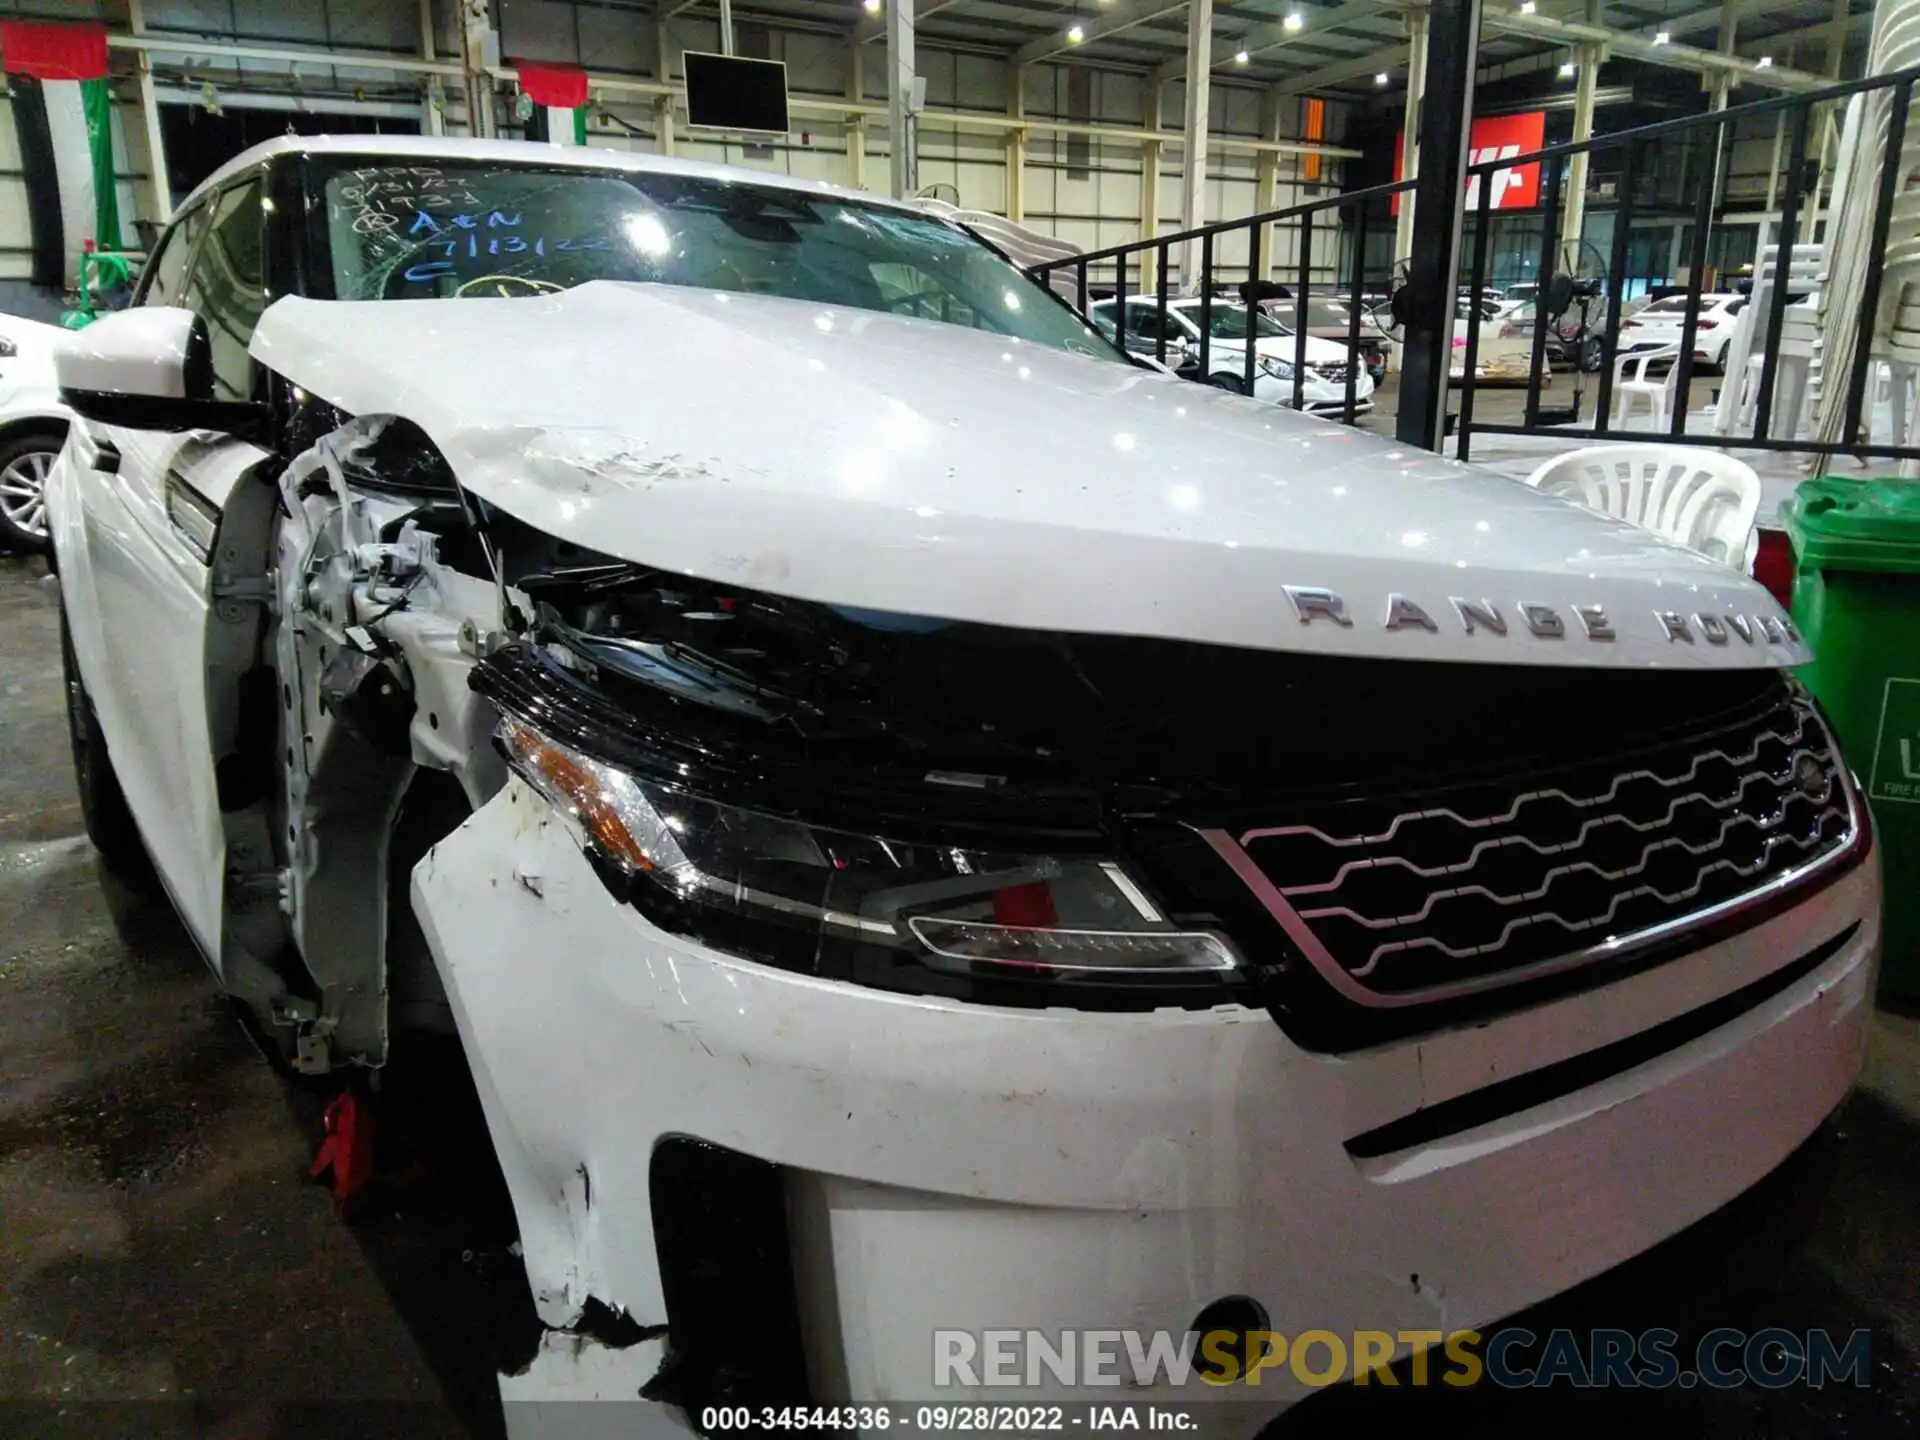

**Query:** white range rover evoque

left=46, top=135, right=1879, bottom=1426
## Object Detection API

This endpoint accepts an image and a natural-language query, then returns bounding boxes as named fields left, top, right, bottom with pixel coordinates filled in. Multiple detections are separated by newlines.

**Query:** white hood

left=252, top=282, right=1806, bottom=670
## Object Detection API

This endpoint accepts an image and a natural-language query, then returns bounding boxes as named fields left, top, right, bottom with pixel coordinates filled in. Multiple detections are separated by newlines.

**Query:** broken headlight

left=497, top=716, right=1238, bottom=990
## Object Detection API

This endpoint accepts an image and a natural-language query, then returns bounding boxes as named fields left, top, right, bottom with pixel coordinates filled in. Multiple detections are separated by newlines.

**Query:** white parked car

left=46, top=136, right=1879, bottom=1423
left=0, top=312, right=71, bottom=551
left=1088, top=295, right=1375, bottom=415
left=1619, top=292, right=1749, bottom=369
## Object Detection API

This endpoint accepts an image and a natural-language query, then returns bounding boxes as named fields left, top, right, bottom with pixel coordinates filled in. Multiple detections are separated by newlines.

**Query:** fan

left=1376, top=257, right=1414, bottom=344
left=1545, top=236, right=1613, bottom=373
left=915, top=181, right=960, bottom=205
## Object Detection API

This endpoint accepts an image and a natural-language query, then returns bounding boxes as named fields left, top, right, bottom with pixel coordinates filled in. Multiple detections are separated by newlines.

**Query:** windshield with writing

left=317, top=160, right=1118, bottom=360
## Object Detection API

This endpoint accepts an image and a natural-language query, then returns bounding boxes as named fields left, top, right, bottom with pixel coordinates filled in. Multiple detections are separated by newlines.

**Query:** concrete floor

left=1, top=551, right=1917, bottom=1438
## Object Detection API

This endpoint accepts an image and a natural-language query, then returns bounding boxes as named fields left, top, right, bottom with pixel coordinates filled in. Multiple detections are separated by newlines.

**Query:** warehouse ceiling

left=0, top=0, right=1880, bottom=105
left=704, top=0, right=1876, bottom=99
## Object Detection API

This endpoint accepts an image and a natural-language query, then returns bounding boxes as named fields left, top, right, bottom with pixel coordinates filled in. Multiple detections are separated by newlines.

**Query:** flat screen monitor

left=683, top=52, right=789, bottom=136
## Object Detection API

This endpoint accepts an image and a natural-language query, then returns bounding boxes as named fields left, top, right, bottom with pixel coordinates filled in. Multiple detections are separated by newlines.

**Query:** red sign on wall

left=1391, top=110, right=1547, bottom=214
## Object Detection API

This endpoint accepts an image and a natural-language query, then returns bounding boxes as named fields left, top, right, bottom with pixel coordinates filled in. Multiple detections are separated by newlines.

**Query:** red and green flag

left=2, top=20, right=120, bottom=288
left=517, top=60, right=589, bottom=146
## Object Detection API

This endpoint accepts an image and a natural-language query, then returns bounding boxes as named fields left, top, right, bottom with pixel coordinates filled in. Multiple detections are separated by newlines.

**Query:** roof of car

left=184, top=133, right=920, bottom=217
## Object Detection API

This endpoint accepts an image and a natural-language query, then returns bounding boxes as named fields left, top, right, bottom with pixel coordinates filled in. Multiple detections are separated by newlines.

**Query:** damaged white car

left=47, top=135, right=1879, bottom=1429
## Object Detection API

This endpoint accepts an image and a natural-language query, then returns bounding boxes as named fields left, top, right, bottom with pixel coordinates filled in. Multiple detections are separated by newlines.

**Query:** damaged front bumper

left=412, top=775, right=1879, bottom=1431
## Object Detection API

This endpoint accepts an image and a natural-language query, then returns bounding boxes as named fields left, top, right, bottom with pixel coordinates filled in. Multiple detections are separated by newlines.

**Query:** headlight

left=1257, top=355, right=1295, bottom=379
left=497, top=716, right=1238, bottom=985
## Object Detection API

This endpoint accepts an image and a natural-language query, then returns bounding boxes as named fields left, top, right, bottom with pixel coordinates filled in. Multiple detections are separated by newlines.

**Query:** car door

left=66, top=172, right=276, bottom=968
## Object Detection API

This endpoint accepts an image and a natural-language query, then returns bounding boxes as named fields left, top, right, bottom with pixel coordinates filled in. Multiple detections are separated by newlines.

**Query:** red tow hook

left=310, top=1089, right=378, bottom=1221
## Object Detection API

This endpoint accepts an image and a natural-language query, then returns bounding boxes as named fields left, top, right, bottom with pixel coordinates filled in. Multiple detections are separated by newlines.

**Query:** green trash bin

left=1781, top=476, right=1920, bottom=999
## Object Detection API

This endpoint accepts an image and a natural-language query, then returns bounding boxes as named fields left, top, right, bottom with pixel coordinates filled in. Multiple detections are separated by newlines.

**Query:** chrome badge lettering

left=1383, top=593, right=1438, bottom=631
left=1656, top=610, right=1694, bottom=643
left=1284, top=585, right=1353, bottom=626
left=1519, top=602, right=1565, bottom=639
left=1278, top=587, right=1801, bottom=648
left=1451, top=597, right=1508, bottom=635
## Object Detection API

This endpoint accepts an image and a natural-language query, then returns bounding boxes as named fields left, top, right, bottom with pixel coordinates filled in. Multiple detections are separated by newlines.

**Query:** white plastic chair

left=1611, top=343, right=1682, bottom=430
left=1522, top=443, right=1763, bottom=568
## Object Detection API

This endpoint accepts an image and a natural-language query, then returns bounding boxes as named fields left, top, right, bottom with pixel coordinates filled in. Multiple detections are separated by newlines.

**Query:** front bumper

left=1250, top=371, right=1376, bottom=415
left=416, top=778, right=1878, bottom=1428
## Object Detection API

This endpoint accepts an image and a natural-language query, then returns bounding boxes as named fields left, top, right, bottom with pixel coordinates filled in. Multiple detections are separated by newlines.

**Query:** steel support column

left=1391, top=7, right=1428, bottom=265
left=1563, top=0, right=1602, bottom=261
left=1255, top=90, right=1281, bottom=282
left=1007, top=65, right=1027, bottom=220
left=1178, top=0, right=1214, bottom=293
left=888, top=0, right=918, bottom=198
left=418, top=0, right=446, bottom=137
left=1396, top=0, right=1479, bottom=451
left=459, top=0, right=498, bottom=138
left=848, top=41, right=868, bottom=191
left=126, top=0, right=172, bottom=223
left=654, top=14, right=676, bottom=156
left=1141, top=79, right=1164, bottom=292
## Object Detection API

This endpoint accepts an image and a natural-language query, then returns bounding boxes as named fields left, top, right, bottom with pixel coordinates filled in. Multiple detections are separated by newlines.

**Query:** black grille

left=1211, top=690, right=1854, bottom=1007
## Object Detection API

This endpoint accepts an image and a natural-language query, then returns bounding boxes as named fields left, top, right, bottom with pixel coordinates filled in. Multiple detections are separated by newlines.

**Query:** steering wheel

left=454, top=274, right=566, bottom=299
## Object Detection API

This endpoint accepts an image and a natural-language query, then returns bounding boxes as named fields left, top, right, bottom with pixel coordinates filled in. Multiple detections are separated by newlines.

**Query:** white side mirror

left=55, top=306, right=200, bottom=401
left=55, top=305, right=271, bottom=442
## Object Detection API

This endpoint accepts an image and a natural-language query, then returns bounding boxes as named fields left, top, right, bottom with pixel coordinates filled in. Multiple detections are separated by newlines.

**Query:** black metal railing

left=1027, top=181, right=1414, bottom=425
left=1027, top=62, right=1920, bottom=469
left=1457, top=62, right=1920, bottom=464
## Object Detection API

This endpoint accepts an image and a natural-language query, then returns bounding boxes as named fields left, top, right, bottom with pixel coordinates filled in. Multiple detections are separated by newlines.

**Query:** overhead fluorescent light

left=1559, top=60, right=1576, bottom=77
left=1653, top=28, right=1671, bottom=43
left=1757, top=54, right=1774, bottom=67
left=1375, top=71, right=1389, bottom=85
left=1234, top=49, right=1250, bottom=64
left=1284, top=11, right=1305, bottom=31
left=1067, top=23, right=1085, bottom=43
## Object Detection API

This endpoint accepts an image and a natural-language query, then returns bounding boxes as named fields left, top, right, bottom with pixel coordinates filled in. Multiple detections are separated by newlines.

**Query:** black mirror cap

left=60, top=388, right=274, bottom=448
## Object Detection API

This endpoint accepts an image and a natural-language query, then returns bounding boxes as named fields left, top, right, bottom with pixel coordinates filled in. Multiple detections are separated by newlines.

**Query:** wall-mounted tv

left=683, top=52, right=789, bottom=136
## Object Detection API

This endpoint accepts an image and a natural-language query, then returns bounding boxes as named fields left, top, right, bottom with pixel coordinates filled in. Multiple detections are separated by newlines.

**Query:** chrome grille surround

left=1199, top=692, right=1860, bottom=1009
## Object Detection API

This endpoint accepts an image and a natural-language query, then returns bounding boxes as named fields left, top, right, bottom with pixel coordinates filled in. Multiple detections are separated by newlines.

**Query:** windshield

left=313, top=159, right=1118, bottom=360
left=1174, top=303, right=1286, bottom=340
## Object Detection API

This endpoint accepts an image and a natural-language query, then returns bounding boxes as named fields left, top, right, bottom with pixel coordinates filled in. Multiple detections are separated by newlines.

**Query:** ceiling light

left=1519, top=1, right=1536, bottom=12
left=1234, top=49, right=1250, bottom=63
left=1756, top=54, right=1774, bottom=67
left=1653, top=28, right=1670, bottom=42
left=1375, top=71, right=1389, bottom=85
left=1067, top=23, right=1085, bottom=42
left=863, top=0, right=880, bottom=11
left=1283, top=11, right=1305, bottom=31
left=1559, top=60, right=1576, bottom=76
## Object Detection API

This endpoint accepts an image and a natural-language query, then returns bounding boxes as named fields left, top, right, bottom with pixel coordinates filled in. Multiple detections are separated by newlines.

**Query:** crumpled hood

left=252, top=282, right=1806, bottom=669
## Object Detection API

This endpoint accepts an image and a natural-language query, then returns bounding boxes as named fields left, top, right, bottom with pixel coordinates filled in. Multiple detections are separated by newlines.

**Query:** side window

left=180, top=179, right=268, bottom=402
left=140, top=207, right=208, bottom=308
left=1129, top=308, right=1172, bottom=341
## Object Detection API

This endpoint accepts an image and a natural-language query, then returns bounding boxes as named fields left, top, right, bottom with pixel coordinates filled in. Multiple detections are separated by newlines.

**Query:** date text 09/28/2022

left=700, top=1406, right=1196, bottom=1432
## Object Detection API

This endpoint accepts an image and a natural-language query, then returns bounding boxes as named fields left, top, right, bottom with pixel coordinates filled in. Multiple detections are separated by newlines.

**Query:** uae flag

left=1, top=21, right=120, bottom=288
left=517, top=60, right=588, bottom=146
